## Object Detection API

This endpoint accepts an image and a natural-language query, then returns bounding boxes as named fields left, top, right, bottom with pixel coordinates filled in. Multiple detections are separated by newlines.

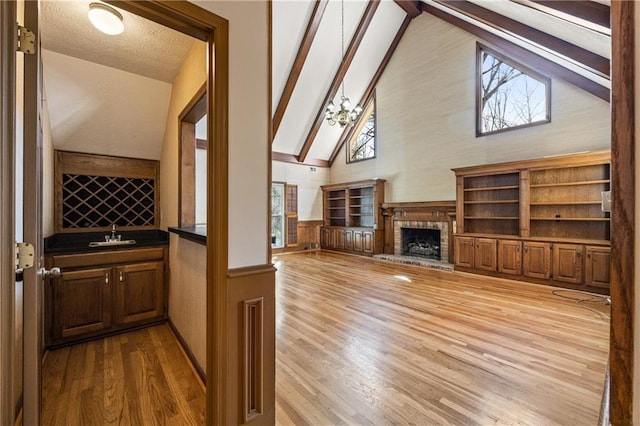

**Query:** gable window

left=477, top=44, right=551, bottom=136
left=347, top=97, right=376, bottom=163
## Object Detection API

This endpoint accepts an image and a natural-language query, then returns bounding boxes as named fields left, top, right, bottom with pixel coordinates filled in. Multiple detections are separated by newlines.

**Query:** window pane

left=478, top=46, right=550, bottom=135
left=349, top=108, right=375, bottom=163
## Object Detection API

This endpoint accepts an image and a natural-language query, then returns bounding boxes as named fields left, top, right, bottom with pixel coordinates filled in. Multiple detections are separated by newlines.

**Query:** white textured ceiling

left=41, top=0, right=196, bottom=82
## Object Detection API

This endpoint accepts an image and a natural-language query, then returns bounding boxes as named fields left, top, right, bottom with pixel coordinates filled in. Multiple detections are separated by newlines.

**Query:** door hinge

left=15, top=242, right=35, bottom=270
left=17, top=25, right=36, bottom=54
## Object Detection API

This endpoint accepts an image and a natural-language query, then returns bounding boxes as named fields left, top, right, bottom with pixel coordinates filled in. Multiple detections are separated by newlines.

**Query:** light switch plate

left=601, top=190, right=612, bottom=212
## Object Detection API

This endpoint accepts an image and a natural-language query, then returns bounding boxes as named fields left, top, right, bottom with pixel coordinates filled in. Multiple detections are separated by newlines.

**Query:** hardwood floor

left=41, top=324, right=205, bottom=425
left=274, top=251, right=609, bottom=425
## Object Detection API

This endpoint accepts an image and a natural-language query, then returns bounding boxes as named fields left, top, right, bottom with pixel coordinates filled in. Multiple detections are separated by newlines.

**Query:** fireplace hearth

left=401, top=228, right=441, bottom=260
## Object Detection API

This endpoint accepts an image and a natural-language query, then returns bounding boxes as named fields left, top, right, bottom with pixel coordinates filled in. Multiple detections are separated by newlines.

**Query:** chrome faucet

left=106, top=224, right=121, bottom=242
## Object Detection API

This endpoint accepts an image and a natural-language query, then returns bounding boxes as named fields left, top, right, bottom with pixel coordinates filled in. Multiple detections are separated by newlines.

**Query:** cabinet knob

left=119, top=271, right=124, bottom=283
left=105, top=273, right=109, bottom=286
left=524, top=246, right=528, bottom=253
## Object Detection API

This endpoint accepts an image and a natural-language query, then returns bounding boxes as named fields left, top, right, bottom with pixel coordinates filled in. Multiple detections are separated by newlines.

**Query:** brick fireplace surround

left=381, top=201, right=456, bottom=264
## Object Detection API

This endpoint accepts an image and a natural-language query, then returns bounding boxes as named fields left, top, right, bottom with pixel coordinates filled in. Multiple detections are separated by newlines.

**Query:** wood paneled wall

left=273, top=220, right=322, bottom=254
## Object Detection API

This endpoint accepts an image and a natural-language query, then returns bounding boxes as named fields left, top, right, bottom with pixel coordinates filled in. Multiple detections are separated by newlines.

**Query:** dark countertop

left=44, top=229, right=169, bottom=254
left=168, top=226, right=207, bottom=245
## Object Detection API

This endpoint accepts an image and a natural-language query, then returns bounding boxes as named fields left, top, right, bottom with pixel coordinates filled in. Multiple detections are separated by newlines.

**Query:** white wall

left=193, top=1, right=270, bottom=268
left=330, top=13, right=611, bottom=202
left=272, top=161, right=330, bottom=221
left=42, top=50, right=172, bottom=160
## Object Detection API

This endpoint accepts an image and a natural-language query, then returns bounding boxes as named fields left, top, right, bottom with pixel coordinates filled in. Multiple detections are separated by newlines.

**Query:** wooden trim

left=269, top=0, right=274, bottom=261
left=272, top=0, right=329, bottom=137
left=438, top=0, right=610, bottom=77
left=243, top=297, right=264, bottom=422
left=393, top=0, right=421, bottom=18
left=610, top=1, right=634, bottom=423
left=381, top=201, right=456, bottom=209
left=228, top=264, right=277, bottom=279
left=272, top=151, right=329, bottom=167
left=298, top=0, right=381, bottom=162
left=421, top=2, right=610, bottom=102
left=329, top=15, right=411, bottom=164
left=179, top=83, right=207, bottom=122
left=524, top=0, right=610, bottom=31
left=196, top=139, right=207, bottom=150
left=0, top=2, right=16, bottom=423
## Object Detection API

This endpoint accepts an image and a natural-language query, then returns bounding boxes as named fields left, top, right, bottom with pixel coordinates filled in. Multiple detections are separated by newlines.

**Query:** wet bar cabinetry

left=45, top=245, right=168, bottom=348
left=321, top=179, right=385, bottom=255
left=452, top=151, right=611, bottom=293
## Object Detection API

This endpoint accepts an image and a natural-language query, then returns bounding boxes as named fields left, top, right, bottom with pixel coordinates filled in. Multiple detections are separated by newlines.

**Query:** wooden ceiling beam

left=272, top=0, right=329, bottom=139
left=393, top=0, right=422, bottom=18
left=437, top=0, right=610, bottom=78
left=272, top=151, right=329, bottom=168
left=329, top=15, right=412, bottom=165
left=421, top=2, right=609, bottom=102
left=297, top=0, right=380, bottom=163
left=529, top=0, right=610, bottom=29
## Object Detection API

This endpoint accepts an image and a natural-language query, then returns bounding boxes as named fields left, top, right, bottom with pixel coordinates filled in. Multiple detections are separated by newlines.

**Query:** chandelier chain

left=341, top=0, right=345, bottom=98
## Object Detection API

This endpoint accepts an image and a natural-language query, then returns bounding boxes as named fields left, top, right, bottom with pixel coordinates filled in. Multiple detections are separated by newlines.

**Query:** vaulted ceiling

left=271, top=0, right=611, bottom=167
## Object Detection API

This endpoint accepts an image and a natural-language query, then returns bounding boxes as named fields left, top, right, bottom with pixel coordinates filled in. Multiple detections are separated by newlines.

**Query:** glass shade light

left=88, top=3, right=124, bottom=35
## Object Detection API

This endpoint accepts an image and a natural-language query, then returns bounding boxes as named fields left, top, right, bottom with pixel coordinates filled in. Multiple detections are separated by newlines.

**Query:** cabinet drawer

left=51, top=247, right=165, bottom=269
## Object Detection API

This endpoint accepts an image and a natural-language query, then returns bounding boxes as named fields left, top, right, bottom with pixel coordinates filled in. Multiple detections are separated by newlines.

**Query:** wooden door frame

left=105, top=2, right=229, bottom=424
left=0, top=2, right=17, bottom=424
left=610, top=2, right=635, bottom=423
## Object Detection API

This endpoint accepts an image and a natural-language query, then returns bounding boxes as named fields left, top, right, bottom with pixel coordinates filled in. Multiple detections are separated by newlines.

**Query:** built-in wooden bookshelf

left=452, top=150, right=611, bottom=293
left=321, top=179, right=385, bottom=255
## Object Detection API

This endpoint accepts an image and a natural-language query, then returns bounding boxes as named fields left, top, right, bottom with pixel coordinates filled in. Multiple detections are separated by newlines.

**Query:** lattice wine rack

left=55, top=151, right=160, bottom=233
left=62, top=174, right=155, bottom=229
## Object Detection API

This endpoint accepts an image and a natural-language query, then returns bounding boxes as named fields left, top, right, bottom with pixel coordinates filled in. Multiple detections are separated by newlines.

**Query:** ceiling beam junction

left=393, top=0, right=422, bottom=18
left=297, top=0, right=380, bottom=163
left=437, top=0, right=609, bottom=78
left=329, top=15, right=412, bottom=165
left=272, top=0, right=329, bottom=139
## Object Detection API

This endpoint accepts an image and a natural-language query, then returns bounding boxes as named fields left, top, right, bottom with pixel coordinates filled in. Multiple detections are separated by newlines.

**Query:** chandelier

left=325, top=0, right=363, bottom=128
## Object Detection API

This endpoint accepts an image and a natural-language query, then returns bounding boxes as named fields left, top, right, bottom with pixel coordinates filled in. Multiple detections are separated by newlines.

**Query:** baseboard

left=166, top=317, right=206, bottom=386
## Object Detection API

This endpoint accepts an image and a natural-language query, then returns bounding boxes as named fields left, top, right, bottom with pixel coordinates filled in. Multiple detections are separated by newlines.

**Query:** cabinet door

left=363, top=231, right=374, bottom=254
left=498, top=240, right=522, bottom=275
left=475, top=238, right=497, bottom=272
left=454, top=236, right=475, bottom=268
left=51, top=267, right=112, bottom=340
left=585, top=246, right=610, bottom=289
left=344, top=230, right=353, bottom=251
left=552, top=244, right=584, bottom=284
left=523, top=242, right=552, bottom=280
left=114, top=261, right=165, bottom=325
left=320, top=227, right=330, bottom=248
left=353, top=230, right=363, bottom=252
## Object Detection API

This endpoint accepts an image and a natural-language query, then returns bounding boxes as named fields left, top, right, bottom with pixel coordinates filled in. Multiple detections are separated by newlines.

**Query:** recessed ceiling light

left=88, top=2, right=124, bottom=36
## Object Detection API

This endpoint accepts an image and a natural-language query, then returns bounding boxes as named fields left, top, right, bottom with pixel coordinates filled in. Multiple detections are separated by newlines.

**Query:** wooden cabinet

left=114, top=261, right=164, bottom=325
left=452, top=151, right=610, bottom=293
left=46, top=247, right=167, bottom=348
left=498, top=240, right=522, bottom=275
left=475, top=238, right=497, bottom=272
left=51, top=267, right=112, bottom=340
left=552, top=244, right=584, bottom=284
left=321, top=179, right=385, bottom=255
left=585, top=246, right=610, bottom=289
left=522, top=242, right=552, bottom=280
left=454, top=236, right=475, bottom=268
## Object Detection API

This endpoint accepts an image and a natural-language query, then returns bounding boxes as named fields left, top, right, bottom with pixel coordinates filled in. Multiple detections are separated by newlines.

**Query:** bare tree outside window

left=477, top=44, right=550, bottom=136
left=348, top=98, right=376, bottom=163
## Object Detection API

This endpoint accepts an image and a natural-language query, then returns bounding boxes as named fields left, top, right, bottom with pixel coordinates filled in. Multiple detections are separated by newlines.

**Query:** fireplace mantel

left=381, top=201, right=456, bottom=262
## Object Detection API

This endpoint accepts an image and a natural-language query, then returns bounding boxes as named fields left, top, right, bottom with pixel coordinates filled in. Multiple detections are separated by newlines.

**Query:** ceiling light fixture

left=324, top=0, right=362, bottom=128
left=88, top=2, right=124, bottom=36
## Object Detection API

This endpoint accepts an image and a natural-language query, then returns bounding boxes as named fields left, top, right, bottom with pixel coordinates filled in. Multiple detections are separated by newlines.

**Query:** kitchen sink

left=88, top=239, right=137, bottom=247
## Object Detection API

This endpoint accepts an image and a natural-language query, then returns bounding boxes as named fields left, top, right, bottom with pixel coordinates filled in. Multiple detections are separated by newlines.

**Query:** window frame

left=346, top=95, right=376, bottom=164
left=476, top=43, right=552, bottom=137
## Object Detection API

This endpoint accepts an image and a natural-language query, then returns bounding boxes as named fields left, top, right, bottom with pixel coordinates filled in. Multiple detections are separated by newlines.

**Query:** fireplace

left=401, top=228, right=441, bottom=260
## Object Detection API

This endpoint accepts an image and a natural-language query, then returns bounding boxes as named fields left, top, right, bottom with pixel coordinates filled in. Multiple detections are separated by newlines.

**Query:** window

left=347, top=97, right=376, bottom=163
left=179, top=85, right=207, bottom=227
left=477, top=44, right=551, bottom=136
left=271, top=183, right=285, bottom=248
